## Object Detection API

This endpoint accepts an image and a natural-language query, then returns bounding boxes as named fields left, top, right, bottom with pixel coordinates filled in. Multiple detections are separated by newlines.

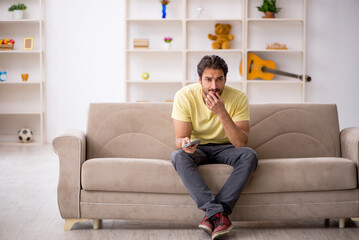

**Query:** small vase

left=13, top=10, right=24, bottom=19
left=22, top=73, right=29, bottom=82
left=263, top=11, right=274, bottom=18
left=164, top=42, right=171, bottom=50
left=162, top=4, right=167, bottom=19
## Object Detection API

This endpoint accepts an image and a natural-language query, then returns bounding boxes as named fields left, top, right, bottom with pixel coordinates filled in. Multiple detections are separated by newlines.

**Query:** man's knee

left=242, top=147, right=258, bottom=169
left=232, top=147, right=258, bottom=169
left=171, top=149, right=188, bottom=168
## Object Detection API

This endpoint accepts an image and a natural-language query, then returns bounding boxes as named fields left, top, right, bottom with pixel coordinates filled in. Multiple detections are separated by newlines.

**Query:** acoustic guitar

left=240, top=53, right=311, bottom=82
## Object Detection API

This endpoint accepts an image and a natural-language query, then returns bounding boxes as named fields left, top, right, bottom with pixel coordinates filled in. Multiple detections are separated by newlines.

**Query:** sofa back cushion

left=87, top=103, right=175, bottom=160
left=248, top=103, right=341, bottom=158
left=86, top=103, right=340, bottom=160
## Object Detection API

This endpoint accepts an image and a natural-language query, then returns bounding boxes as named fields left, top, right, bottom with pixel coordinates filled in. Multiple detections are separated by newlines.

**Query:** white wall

left=45, top=0, right=359, bottom=142
left=45, top=0, right=125, bottom=141
left=306, top=0, right=359, bottom=129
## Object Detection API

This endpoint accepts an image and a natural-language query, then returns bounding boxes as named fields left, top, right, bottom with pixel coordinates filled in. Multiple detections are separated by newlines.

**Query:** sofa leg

left=64, top=219, right=89, bottom=231
left=324, top=218, right=330, bottom=226
left=339, top=218, right=346, bottom=228
left=93, top=219, right=102, bottom=230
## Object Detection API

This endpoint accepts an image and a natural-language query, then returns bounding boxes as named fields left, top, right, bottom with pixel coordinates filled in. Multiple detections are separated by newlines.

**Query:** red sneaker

left=198, top=215, right=214, bottom=235
left=211, top=212, right=233, bottom=240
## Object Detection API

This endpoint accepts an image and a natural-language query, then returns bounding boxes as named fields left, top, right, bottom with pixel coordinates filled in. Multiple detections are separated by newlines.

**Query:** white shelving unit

left=245, top=0, right=306, bottom=102
left=0, top=0, right=45, bottom=145
left=124, top=0, right=306, bottom=103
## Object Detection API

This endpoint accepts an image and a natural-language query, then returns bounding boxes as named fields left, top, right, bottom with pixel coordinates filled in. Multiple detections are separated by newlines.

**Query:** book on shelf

left=133, top=39, right=149, bottom=49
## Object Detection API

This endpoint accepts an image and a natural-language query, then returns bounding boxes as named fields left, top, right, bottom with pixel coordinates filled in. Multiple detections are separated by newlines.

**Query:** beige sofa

left=52, top=103, right=359, bottom=231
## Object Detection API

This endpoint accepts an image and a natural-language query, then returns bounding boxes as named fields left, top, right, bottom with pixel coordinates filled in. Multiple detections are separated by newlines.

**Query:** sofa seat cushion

left=81, top=157, right=357, bottom=194
left=82, top=158, right=189, bottom=194
left=244, top=157, right=357, bottom=193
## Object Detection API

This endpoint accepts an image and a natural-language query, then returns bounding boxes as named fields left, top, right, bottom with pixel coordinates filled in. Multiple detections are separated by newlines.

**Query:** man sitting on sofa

left=171, top=55, right=258, bottom=240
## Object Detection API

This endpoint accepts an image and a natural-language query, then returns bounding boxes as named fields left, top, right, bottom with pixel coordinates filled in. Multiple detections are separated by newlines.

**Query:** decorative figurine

left=208, top=24, right=234, bottom=49
left=0, top=71, right=7, bottom=82
left=197, top=6, right=204, bottom=18
left=266, top=42, right=288, bottom=50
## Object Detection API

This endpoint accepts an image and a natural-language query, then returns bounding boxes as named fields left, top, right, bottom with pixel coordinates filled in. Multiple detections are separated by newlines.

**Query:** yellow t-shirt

left=172, top=83, right=250, bottom=144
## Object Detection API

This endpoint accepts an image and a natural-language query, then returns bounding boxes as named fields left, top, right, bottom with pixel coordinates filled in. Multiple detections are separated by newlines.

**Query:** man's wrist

left=217, top=110, right=229, bottom=120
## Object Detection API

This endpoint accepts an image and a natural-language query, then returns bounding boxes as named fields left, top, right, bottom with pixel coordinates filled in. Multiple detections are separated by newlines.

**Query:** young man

left=171, top=55, right=258, bottom=240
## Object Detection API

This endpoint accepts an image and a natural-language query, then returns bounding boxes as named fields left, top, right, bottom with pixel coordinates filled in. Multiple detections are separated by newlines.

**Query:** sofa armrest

left=340, top=127, right=359, bottom=188
left=52, top=129, right=86, bottom=219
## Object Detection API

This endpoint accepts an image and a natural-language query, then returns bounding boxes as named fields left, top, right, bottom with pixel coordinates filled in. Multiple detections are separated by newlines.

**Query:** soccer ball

left=18, top=128, right=33, bottom=143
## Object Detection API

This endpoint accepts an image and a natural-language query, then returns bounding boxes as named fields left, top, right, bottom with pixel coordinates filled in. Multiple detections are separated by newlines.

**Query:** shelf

left=126, top=18, right=183, bottom=22
left=247, top=0, right=304, bottom=20
left=186, top=0, right=244, bottom=19
left=0, top=0, right=45, bottom=145
left=186, top=49, right=242, bottom=53
left=125, top=0, right=306, bottom=103
left=247, top=21, right=303, bottom=51
left=187, top=18, right=242, bottom=22
left=246, top=80, right=303, bottom=84
left=127, top=49, right=183, bottom=53
left=0, top=50, right=42, bottom=54
left=247, top=18, right=303, bottom=22
left=187, top=20, right=243, bottom=50
left=0, top=112, right=42, bottom=115
left=0, top=112, right=43, bottom=144
left=127, top=80, right=182, bottom=84
left=0, top=19, right=41, bottom=23
left=0, top=82, right=42, bottom=85
left=248, top=49, right=303, bottom=54
left=127, top=82, right=182, bottom=102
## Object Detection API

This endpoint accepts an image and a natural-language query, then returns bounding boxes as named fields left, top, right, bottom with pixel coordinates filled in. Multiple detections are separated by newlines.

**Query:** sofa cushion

left=245, top=157, right=357, bottom=193
left=86, top=103, right=175, bottom=160
left=86, top=103, right=341, bottom=160
left=82, top=158, right=188, bottom=194
left=248, top=104, right=341, bottom=159
left=81, top=157, right=357, bottom=194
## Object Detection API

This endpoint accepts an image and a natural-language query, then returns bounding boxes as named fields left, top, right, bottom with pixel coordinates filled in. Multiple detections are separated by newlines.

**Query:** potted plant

left=257, top=0, right=281, bottom=18
left=163, top=37, right=173, bottom=50
left=8, top=3, right=27, bottom=20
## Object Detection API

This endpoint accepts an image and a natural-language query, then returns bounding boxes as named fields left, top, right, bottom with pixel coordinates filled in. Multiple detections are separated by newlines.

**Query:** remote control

left=182, top=139, right=201, bottom=148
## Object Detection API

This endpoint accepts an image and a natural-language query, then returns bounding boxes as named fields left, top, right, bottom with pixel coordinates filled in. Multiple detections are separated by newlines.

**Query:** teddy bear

left=208, top=23, right=234, bottom=49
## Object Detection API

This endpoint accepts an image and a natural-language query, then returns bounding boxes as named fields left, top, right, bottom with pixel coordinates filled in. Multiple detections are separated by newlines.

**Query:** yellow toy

left=208, top=23, right=234, bottom=49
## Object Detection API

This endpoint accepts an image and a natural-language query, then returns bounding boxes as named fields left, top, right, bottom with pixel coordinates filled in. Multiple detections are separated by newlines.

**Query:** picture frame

left=23, top=37, right=34, bottom=50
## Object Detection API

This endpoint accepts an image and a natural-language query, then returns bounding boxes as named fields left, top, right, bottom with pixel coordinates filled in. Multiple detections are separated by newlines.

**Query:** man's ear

left=198, top=76, right=202, bottom=83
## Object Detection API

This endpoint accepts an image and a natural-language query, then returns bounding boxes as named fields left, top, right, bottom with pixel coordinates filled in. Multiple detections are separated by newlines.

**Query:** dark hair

left=197, top=55, right=228, bottom=78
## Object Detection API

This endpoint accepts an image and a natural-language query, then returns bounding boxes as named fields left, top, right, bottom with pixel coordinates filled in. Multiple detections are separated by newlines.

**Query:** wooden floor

left=0, top=144, right=358, bottom=240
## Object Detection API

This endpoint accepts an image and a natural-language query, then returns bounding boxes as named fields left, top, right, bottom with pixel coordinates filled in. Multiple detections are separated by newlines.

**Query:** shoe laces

left=211, top=213, right=222, bottom=228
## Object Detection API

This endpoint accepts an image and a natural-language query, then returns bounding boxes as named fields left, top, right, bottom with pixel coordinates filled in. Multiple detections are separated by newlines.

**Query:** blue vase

left=162, top=4, right=166, bottom=19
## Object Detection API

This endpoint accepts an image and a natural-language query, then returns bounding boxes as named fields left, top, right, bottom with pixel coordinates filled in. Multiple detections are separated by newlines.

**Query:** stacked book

left=133, top=39, right=149, bottom=49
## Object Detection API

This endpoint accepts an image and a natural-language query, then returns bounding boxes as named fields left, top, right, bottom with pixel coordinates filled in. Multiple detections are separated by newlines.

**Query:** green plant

left=257, top=0, right=281, bottom=13
left=163, top=37, right=173, bottom=43
left=159, top=0, right=170, bottom=5
left=8, top=3, right=27, bottom=12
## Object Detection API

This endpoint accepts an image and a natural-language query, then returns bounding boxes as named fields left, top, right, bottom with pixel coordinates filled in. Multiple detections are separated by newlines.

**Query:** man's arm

left=206, top=92, right=249, bottom=148
left=173, top=119, right=198, bottom=153
left=219, top=114, right=250, bottom=148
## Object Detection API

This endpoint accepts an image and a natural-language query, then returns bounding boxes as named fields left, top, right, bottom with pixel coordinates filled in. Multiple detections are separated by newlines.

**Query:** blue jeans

left=171, top=144, right=258, bottom=218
